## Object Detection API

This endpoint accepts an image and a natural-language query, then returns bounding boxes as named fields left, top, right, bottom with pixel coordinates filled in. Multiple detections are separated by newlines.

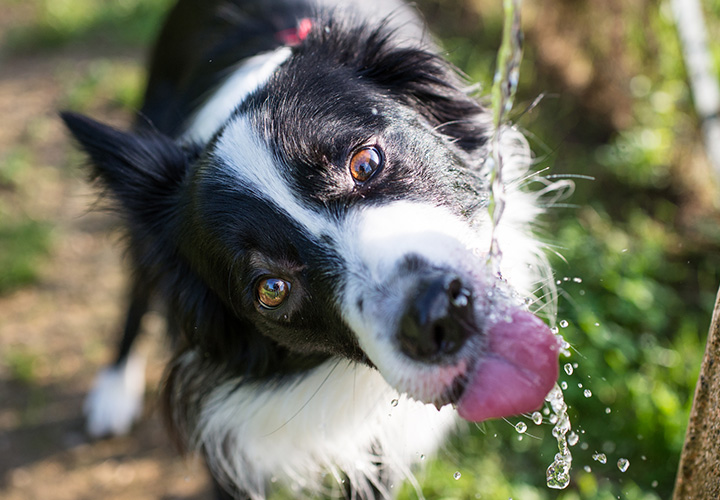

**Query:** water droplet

left=546, top=452, right=571, bottom=489
left=651, top=480, right=658, bottom=488
left=420, top=454, right=425, bottom=460
left=592, top=453, right=607, bottom=464
left=617, top=458, right=630, bottom=472
left=583, top=465, right=591, bottom=473
left=543, top=407, right=550, bottom=415
left=371, top=107, right=378, bottom=115
left=559, top=319, right=569, bottom=328
left=549, top=414, right=558, bottom=424
left=568, top=432, right=579, bottom=446
left=564, top=363, right=574, bottom=375
left=453, top=471, right=462, bottom=480
left=532, top=411, right=543, bottom=425
left=560, top=381, right=568, bottom=390
left=578, top=383, right=583, bottom=388
left=515, top=422, right=527, bottom=433
left=584, top=389, right=592, bottom=398
left=573, top=277, right=583, bottom=283
left=594, top=322, right=600, bottom=326
left=551, top=326, right=559, bottom=335
left=390, top=399, right=398, bottom=407
left=605, top=407, right=612, bottom=414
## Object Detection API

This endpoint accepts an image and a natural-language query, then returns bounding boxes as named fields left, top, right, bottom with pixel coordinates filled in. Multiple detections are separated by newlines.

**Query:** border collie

left=61, top=0, right=561, bottom=498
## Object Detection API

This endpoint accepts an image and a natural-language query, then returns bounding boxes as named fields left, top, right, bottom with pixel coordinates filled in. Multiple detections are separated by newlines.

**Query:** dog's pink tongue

left=457, top=310, right=559, bottom=422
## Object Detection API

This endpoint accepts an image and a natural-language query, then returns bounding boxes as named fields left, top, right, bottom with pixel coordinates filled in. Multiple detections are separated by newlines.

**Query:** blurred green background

left=1, top=0, right=719, bottom=499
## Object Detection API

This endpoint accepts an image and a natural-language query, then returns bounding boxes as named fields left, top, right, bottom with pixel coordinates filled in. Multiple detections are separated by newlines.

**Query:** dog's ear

left=358, top=38, right=488, bottom=152
left=60, top=112, right=191, bottom=220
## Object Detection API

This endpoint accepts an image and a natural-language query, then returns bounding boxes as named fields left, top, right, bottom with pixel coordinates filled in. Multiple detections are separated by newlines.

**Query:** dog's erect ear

left=60, top=112, right=191, bottom=218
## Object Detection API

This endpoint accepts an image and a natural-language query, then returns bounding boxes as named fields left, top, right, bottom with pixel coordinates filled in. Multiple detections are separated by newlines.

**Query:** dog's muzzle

left=393, top=267, right=560, bottom=423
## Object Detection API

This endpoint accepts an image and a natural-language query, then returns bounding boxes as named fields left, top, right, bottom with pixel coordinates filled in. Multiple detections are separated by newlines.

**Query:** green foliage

left=0, top=219, right=52, bottom=294
left=58, top=58, right=144, bottom=112
left=4, top=0, right=172, bottom=52
left=0, top=147, right=53, bottom=294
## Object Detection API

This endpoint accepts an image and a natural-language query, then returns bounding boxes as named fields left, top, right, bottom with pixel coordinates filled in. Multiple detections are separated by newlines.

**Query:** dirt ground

left=0, top=17, right=212, bottom=500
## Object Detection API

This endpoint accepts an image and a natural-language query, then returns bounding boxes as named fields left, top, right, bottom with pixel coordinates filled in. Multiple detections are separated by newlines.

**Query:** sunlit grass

left=3, top=0, right=172, bottom=53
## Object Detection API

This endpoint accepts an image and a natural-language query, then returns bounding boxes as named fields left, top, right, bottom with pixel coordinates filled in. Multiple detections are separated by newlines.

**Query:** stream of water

left=487, top=0, right=574, bottom=490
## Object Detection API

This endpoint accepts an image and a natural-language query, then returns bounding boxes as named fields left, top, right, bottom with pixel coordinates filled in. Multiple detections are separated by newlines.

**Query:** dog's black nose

left=399, top=274, right=474, bottom=362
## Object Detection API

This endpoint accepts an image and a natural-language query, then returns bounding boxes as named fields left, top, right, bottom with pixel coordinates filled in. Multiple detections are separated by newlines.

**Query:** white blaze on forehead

left=213, top=115, right=332, bottom=238
left=182, top=47, right=292, bottom=144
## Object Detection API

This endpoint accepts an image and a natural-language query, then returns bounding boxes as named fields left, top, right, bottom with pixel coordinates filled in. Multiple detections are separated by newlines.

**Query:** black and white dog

left=62, top=0, right=560, bottom=498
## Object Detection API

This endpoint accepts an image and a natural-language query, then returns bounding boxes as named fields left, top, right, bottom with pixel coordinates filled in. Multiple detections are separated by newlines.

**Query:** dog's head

left=62, top=20, right=558, bottom=422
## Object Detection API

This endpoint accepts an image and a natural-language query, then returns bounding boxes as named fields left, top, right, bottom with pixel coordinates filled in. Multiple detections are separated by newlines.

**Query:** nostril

left=433, top=324, right=445, bottom=350
left=445, top=276, right=472, bottom=311
left=447, top=277, right=463, bottom=300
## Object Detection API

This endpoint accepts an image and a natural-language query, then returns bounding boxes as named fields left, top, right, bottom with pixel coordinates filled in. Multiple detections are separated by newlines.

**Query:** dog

left=61, top=0, right=561, bottom=498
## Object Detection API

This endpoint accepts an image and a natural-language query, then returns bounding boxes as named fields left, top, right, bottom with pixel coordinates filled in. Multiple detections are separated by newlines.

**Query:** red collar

left=275, top=18, right=312, bottom=46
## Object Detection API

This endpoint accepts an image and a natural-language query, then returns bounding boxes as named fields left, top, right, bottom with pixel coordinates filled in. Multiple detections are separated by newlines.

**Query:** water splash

left=487, top=0, right=523, bottom=265
left=487, top=0, right=577, bottom=490
left=545, top=383, right=572, bottom=489
left=617, top=458, right=630, bottom=472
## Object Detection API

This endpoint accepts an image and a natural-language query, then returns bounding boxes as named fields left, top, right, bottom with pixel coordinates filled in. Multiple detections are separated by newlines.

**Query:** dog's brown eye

left=349, top=146, right=382, bottom=183
left=257, top=278, right=290, bottom=309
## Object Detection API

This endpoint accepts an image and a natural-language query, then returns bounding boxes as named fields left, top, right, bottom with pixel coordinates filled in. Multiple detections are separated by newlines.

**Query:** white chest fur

left=192, top=359, right=457, bottom=499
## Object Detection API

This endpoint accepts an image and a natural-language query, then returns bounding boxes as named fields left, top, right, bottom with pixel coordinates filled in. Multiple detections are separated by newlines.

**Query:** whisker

left=262, top=359, right=343, bottom=437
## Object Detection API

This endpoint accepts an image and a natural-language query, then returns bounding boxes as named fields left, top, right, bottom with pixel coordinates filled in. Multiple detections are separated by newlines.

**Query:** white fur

left=189, top=356, right=456, bottom=499
left=183, top=47, right=292, bottom=144
left=215, top=116, right=335, bottom=238
left=84, top=354, right=146, bottom=437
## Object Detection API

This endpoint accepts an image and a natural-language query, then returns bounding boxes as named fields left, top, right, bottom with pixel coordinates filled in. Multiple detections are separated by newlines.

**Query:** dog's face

left=62, top=23, right=558, bottom=423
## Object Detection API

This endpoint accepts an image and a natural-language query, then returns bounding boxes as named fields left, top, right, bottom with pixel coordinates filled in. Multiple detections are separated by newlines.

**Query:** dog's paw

left=84, top=354, right=146, bottom=438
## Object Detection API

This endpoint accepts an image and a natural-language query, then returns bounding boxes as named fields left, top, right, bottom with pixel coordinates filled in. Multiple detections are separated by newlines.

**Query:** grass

left=0, top=220, right=52, bottom=295
left=4, top=0, right=171, bottom=54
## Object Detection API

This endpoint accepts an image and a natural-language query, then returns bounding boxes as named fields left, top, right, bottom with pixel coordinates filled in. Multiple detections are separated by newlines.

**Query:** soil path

left=0, top=20, right=211, bottom=500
